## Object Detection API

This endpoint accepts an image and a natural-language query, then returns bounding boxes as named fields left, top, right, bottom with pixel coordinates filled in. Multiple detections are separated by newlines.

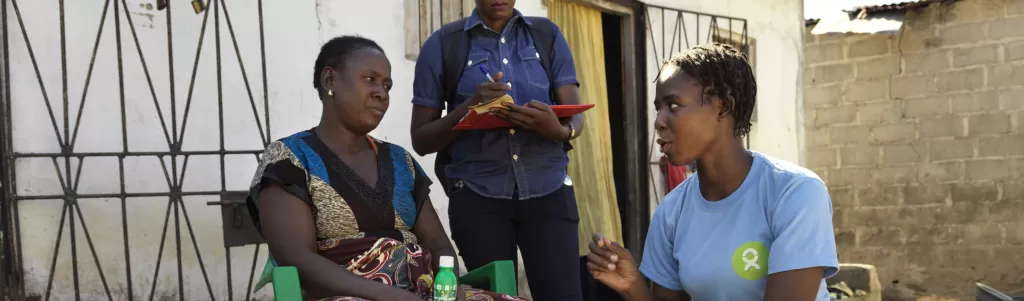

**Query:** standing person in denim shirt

left=408, top=0, right=585, bottom=300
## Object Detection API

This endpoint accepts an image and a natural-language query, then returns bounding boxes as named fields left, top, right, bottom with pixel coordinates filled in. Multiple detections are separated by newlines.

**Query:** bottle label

left=433, top=284, right=456, bottom=301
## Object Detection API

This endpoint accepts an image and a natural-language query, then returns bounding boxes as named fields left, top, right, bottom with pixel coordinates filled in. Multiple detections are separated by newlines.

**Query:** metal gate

left=1, top=0, right=274, bottom=300
left=640, top=3, right=749, bottom=201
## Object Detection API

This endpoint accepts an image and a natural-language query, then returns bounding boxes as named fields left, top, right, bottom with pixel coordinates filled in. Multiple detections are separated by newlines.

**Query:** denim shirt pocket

left=457, top=53, right=491, bottom=98
left=520, top=46, right=550, bottom=91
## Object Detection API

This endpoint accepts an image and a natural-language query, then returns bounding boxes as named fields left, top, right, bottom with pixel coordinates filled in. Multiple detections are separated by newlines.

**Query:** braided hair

left=664, top=43, right=757, bottom=137
left=312, top=35, right=385, bottom=95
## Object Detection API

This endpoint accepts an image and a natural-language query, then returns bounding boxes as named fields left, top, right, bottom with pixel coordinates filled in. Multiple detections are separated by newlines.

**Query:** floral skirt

left=318, top=237, right=523, bottom=301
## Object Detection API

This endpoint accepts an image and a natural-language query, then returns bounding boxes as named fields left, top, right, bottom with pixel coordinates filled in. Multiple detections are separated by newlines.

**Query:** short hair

left=663, top=43, right=757, bottom=137
left=311, top=35, right=385, bottom=93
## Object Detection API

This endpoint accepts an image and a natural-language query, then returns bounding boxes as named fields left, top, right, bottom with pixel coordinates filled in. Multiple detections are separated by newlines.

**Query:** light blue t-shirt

left=639, top=152, right=839, bottom=300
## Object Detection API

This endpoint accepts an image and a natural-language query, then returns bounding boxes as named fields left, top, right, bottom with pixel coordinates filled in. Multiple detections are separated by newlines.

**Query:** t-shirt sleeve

left=246, top=142, right=312, bottom=232
left=639, top=193, right=684, bottom=291
left=767, top=178, right=840, bottom=278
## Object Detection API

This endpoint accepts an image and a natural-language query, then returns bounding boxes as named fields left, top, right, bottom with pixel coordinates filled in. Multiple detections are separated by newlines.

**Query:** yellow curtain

left=548, top=0, right=622, bottom=256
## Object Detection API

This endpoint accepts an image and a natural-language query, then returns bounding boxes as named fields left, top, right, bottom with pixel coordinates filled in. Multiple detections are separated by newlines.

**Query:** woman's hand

left=489, top=100, right=569, bottom=141
left=409, top=197, right=466, bottom=301
left=587, top=233, right=642, bottom=294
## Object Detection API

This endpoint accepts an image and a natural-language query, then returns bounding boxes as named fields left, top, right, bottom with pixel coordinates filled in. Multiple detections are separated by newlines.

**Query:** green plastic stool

left=263, top=259, right=517, bottom=300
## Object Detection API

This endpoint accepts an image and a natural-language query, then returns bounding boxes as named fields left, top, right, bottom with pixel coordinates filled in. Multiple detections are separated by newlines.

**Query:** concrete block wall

left=804, top=0, right=1024, bottom=298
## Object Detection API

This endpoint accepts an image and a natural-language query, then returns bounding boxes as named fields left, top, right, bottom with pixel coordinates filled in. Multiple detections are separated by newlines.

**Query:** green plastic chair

left=208, top=194, right=516, bottom=300
left=261, top=259, right=517, bottom=300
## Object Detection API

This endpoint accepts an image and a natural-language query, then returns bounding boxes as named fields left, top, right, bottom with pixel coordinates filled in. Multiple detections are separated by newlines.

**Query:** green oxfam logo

left=731, top=241, right=769, bottom=280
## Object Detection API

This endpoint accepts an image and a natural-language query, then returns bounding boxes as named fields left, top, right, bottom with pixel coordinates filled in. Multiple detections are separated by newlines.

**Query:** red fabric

left=660, top=155, right=687, bottom=190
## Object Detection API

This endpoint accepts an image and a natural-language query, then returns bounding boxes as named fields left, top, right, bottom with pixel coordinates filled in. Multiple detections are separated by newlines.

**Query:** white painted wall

left=7, top=0, right=801, bottom=299
left=7, top=0, right=550, bottom=300
left=10, top=0, right=315, bottom=299
left=641, top=0, right=806, bottom=208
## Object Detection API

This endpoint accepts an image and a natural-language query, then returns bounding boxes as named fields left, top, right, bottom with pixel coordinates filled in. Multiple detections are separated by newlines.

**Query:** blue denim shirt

left=412, top=9, right=579, bottom=200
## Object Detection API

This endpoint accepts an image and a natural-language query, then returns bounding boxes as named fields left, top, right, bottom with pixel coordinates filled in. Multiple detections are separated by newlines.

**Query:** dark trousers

left=580, top=257, right=625, bottom=301
left=448, top=182, right=583, bottom=301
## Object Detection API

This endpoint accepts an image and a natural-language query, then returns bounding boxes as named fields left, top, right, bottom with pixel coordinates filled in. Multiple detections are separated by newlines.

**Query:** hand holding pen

left=469, top=65, right=509, bottom=106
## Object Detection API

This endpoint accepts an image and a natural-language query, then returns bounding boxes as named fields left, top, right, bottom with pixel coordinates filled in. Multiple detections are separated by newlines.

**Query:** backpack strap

left=436, top=18, right=469, bottom=196
left=440, top=19, right=471, bottom=113
left=524, top=16, right=558, bottom=104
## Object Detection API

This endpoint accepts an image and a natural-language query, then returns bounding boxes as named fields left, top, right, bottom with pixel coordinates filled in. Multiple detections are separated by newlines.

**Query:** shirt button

left=503, top=58, right=509, bottom=65
left=535, top=52, right=540, bottom=58
left=513, top=154, right=519, bottom=161
left=467, top=60, right=473, bottom=66
left=509, top=129, right=515, bottom=135
left=501, top=37, right=506, bottom=43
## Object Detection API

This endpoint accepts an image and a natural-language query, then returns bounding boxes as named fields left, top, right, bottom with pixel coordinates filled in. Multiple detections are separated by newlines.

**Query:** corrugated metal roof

left=811, top=10, right=907, bottom=34
left=805, top=0, right=953, bottom=24
left=850, top=0, right=928, bottom=12
left=848, top=0, right=950, bottom=13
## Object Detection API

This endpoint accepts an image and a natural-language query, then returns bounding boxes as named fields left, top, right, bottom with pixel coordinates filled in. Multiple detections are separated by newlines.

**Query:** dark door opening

left=602, top=12, right=630, bottom=235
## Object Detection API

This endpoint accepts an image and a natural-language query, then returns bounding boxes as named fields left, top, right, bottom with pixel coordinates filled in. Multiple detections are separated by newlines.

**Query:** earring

left=328, top=89, right=333, bottom=96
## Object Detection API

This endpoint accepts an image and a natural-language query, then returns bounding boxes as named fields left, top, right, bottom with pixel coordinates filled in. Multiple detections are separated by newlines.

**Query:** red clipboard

left=453, top=104, right=595, bottom=130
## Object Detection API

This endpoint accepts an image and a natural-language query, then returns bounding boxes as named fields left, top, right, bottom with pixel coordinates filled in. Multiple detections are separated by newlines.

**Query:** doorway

left=547, top=0, right=647, bottom=250
left=602, top=12, right=629, bottom=231
left=546, top=1, right=648, bottom=300
left=595, top=2, right=650, bottom=262
left=551, top=0, right=649, bottom=256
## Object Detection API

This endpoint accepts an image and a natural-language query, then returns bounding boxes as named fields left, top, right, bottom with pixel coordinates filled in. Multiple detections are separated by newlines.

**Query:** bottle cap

left=439, top=255, right=455, bottom=268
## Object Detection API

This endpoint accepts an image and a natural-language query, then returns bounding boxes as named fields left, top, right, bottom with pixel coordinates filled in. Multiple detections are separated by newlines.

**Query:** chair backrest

left=210, top=191, right=265, bottom=248
left=208, top=191, right=278, bottom=294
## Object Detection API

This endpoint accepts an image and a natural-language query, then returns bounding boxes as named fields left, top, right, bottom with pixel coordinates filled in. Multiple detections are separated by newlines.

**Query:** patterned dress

left=247, top=130, right=523, bottom=301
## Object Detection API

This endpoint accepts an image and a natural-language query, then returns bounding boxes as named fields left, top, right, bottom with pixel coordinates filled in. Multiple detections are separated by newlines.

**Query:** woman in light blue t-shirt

left=586, top=44, right=839, bottom=301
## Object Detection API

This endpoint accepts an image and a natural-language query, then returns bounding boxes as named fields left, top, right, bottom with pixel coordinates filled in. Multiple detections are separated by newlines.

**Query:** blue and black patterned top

left=246, top=130, right=432, bottom=244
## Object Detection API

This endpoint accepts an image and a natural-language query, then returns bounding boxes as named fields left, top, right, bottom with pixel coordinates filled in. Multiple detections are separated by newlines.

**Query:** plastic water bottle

left=434, top=256, right=458, bottom=301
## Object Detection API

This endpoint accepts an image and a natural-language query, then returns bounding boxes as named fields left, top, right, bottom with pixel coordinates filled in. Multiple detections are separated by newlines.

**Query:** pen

left=479, top=65, right=495, bottom=82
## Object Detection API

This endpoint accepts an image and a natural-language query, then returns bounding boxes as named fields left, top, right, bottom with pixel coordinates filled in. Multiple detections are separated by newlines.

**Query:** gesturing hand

left=587, top=233, right=641, bottom=294
left=489, top=100, right=569, bottom=141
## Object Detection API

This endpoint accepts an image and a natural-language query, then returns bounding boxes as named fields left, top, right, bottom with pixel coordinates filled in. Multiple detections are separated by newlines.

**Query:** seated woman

left=246, top=35, right=524, bottom=301
left=586, top=44, right=839, bottom=301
